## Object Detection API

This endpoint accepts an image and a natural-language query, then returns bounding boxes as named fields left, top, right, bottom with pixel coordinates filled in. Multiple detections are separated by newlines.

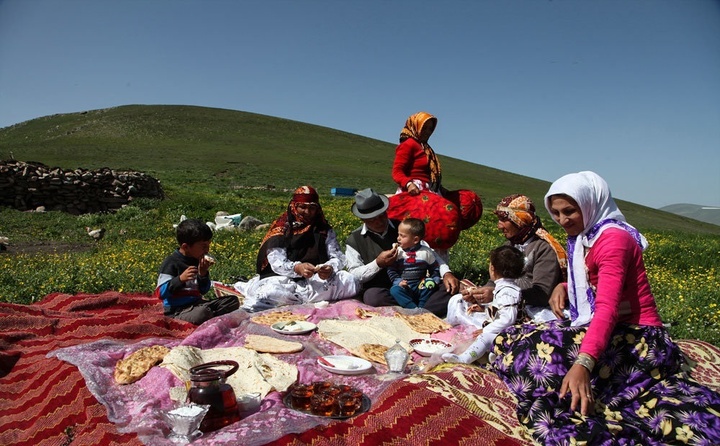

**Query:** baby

left=387, top=218, right=441, bottom=309
left=443, top=245, right=524, bottom=364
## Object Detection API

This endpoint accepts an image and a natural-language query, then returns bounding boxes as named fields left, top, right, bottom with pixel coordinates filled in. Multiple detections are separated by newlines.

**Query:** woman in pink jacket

left=492, top=171, right=720, bottom=445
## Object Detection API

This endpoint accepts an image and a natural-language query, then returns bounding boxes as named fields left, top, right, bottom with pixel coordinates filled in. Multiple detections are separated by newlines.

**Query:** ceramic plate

left=409, top=338, right=454, bottom=357
left=317, top=355, right=373, bottom=375
left=271, top=320, right=317, bottom=335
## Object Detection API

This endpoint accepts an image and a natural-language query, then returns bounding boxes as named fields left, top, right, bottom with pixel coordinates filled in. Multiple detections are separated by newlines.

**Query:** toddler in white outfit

left=443, top=245, right=524, bottom=364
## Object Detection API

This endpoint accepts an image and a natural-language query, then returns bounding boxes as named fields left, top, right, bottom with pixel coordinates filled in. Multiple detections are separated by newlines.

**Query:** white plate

left=410, top=338, right=454, bottom=357
left=317, top=355, right=373, bottom=375
left=271, top=320, right=317, bottom=335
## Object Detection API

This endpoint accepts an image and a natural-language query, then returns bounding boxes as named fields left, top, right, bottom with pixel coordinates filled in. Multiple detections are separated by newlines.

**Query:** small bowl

left=410, top=338, right=454, bottom=357
left=162, top=403, right=210, bottom=442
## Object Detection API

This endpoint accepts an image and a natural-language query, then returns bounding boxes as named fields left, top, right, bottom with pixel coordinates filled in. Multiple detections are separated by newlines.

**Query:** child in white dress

left=443, top=245, right=524, bottom=364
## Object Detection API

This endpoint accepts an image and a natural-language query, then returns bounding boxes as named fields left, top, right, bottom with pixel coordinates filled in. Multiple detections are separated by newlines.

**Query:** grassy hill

left=2, top=104, right=719, bottom=235
left=1, top=105, right=719, bottom=346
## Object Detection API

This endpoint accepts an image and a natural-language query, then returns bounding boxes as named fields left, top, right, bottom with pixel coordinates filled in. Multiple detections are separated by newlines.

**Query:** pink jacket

left=579, top=228, right=664, bottom=359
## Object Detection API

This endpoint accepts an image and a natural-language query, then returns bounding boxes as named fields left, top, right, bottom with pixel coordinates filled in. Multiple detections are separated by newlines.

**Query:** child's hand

left=180, top=266, right=198, bottom=283
left=399, top=279, right=408, bottom=288
left=198, top=255, right=214, bottom=276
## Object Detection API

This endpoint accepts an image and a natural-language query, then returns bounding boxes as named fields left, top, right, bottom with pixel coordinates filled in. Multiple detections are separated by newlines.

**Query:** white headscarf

left=544, top=171, right=647, bottom=326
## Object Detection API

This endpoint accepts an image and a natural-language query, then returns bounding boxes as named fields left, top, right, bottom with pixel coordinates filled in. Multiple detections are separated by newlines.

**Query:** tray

left=282, top=393, right=371, bottom=419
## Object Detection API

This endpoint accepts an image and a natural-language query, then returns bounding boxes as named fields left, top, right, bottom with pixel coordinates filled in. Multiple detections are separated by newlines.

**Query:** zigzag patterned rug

left=2, top=292, right=719, bottom=445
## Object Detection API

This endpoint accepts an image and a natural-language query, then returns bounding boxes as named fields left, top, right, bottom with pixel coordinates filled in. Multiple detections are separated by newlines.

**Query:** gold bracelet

left=574, top=353, right=596, bottom=372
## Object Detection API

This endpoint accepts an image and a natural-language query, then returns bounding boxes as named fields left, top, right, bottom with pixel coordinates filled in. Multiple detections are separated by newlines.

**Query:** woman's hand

left=550, top=283, right=568, bottom=319
left=559, top=364, right=594, bottom=416
left=294, top=262, right=317, bottom=279
left=462, top=286, right=493, bottom=304
left=316, top=264, right=333, bottom=280
left=406, top=182, right=420, bottom=196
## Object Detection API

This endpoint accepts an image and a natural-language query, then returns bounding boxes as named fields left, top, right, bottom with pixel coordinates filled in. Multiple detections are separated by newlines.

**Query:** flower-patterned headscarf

left=399, top=112, right=442, bottom=191
left=544, top=171, right=647, bottom=326
left=494, top=194, right=568, bottom=274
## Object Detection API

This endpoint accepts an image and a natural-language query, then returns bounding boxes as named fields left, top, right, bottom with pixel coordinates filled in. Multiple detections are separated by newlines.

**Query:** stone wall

left=0, top=160, right=164, bottom=214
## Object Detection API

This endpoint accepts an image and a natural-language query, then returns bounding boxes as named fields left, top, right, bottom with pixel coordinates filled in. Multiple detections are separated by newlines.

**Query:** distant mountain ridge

left=661, top=204, right=720, bottom=227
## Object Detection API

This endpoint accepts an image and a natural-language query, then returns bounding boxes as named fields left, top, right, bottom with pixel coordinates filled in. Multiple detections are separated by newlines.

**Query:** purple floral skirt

left=491, top=320, right=720, bottom=445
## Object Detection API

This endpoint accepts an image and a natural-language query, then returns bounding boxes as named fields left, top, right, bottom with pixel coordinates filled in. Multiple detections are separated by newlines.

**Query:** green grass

left=1, top=105, right=718, bottom=346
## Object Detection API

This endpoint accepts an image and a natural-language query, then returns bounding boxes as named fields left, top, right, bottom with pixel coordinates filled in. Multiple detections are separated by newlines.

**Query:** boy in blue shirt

left=387, top=218, right=441, bottom=309
left=154, top=218, right=239, bottom=324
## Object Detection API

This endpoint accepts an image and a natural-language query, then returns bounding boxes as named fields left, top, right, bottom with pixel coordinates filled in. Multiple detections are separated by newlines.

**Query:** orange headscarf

left=494, top=194, right=568, bottom=276
left=399, top=112, right=442, bottom=191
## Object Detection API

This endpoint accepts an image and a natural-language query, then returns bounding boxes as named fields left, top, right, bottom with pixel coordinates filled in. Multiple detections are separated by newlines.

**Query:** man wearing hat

left=345, top=188, right=459, bottom=317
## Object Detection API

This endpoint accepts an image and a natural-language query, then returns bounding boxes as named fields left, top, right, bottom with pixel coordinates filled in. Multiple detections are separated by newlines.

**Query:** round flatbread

left=355, top=307, right=381, bottom=319
left=114, top=345, right=170, bottom=385
left=397, top=312, right=451, bottom=334
left=250, top=311, right=308, bottom=326
left=354, top=343, right=389, bottom=365
left=244, top=334, right=304, bottom=354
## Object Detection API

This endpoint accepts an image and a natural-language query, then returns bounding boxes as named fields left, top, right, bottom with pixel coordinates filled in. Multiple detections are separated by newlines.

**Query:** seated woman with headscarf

left=392, top=111, right=442, bottom=196
left=234, top=186, right=359, bottom=312
left=388, top=112, right=483, bottom=259
left=491, top=172, right=720, bottom=445
left=446, top=194, right=567, bottom=327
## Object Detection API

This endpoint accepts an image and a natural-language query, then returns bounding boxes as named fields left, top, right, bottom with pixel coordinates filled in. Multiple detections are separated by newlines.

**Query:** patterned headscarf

left=399, top=112, right=442, bottom=191
left=494, top=194, right=568, bottom=274
left=257, top=186, right=330, bottom=274
left=544, top=171, right=647, bottom=326
left=261, top=186, right=326, bottom=245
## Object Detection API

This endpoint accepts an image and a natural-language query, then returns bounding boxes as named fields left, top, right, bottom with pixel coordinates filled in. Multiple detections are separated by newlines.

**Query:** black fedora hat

left=351, top=188, right=390, bottom=219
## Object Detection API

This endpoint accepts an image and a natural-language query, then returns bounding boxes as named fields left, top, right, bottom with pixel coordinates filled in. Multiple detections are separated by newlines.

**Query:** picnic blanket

left=2, top=293, right=719, bottom=446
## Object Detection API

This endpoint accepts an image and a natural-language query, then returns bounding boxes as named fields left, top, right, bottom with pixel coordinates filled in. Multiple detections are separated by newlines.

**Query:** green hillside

left=1, top=104, right=718, bottom=235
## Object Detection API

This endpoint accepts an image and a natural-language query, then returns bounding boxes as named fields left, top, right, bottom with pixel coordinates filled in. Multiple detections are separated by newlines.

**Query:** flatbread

left=244, top=334, right=304, bottom=354
left=355, top=307, right=382, bottom=319
left=114, top=345, right=170, bottom=385
left=159, top=345, right=298, bottom=399
left=397, top=312, right=452, bottom=334
left=354, top=343, right=389, bottom=365
left=250, top=311, right=308, bottom=326
left=317, top=318, right=421, bottom=354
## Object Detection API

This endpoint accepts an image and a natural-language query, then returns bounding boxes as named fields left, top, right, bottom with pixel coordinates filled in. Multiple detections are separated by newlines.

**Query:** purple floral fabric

left=492, top=321, right=720, bottom=445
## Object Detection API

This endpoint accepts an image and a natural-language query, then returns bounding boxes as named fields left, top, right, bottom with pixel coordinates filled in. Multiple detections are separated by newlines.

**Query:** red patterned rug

left=0, top=292, right=194, bottom=446
left=2, top=293, right=719, bottom=446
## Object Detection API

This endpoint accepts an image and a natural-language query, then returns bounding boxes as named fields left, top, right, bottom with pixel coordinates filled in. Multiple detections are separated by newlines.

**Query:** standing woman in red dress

left=389, top=111, right=483, bottom=257
left=392, top=111, right=443, bottom=195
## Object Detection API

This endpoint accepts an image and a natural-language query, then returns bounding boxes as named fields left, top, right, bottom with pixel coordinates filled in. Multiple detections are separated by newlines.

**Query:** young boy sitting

left=443, top=245, right=524, bottom=364
left=154, top=218, right=239, bottom=325
left=387, top=218, right=441, bottom=309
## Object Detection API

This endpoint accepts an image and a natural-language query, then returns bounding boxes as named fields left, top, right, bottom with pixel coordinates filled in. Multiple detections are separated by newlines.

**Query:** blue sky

left=1, top=0, right=718, bottom=209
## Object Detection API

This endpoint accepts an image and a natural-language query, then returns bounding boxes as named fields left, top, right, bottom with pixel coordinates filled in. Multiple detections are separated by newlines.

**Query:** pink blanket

left=49, top=299, right=470, bottom=445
